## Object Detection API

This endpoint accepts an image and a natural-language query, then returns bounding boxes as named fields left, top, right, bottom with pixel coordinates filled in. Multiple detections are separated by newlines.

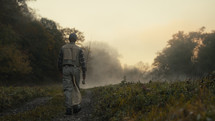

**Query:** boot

left=73, top=105, right=81, bottom=114
left=65, top=108, right=72, bottom=115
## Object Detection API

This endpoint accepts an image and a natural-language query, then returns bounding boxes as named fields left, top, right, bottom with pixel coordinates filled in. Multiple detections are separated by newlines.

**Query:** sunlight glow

left=28, top=0, right=215, bottom=65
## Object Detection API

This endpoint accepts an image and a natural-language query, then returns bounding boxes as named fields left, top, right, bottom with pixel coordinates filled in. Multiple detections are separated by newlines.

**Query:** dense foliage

left=92, top=78, right=215, bottom=121
left=152, top=28, right=215, bottom=80
left=0, top=0, right=86, bottom=84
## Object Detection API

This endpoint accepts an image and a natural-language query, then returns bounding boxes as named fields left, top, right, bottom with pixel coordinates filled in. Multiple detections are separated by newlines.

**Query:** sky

left=27, top=0, right=215, bottom=65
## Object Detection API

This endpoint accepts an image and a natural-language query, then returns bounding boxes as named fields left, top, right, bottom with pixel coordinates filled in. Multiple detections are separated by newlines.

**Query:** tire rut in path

left=0, top=97, right=52, bottom=116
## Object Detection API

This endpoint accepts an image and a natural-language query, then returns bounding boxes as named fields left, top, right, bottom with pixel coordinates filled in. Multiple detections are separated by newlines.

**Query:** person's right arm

left=79, top=49, right=87, bottom=83
left=58, top=48, right=63, bottom=73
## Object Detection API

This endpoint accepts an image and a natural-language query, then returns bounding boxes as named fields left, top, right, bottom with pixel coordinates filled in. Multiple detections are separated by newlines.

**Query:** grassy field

left=0, top=85, right=65, bottom=121
left=92, top=79, right=215, bottom=121
left=0, top=86, right=48, bottom=112
left=0, top=78, right=215, bottom=121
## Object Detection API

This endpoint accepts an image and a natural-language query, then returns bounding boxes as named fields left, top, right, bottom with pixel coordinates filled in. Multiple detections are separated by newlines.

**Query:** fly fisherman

left=58, top=33, right=86, bottom=115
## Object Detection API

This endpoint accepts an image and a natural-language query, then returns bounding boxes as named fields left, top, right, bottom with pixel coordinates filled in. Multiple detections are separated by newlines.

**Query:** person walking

left=58, top=33, right=86, bottom=115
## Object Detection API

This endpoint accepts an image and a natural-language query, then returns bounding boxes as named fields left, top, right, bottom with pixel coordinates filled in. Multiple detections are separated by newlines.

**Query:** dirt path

left=0, top=89, right=96, bottom=121
left=0, top=97, right=52, bottom=116
left=54, top=90, right=96, bottom=121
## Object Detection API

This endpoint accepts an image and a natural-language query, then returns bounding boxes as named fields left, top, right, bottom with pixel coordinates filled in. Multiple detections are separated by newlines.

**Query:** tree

left=152, top=29, right=206, bottom=79
left=0, top=45, right=31, bottom=75
left=85, top=41, right=123, bottom=84
left=61, top=28, right=85, bottom=43
left=197, top=31, right=215, bottom=74
left=0, top=0, right=66, bottom=83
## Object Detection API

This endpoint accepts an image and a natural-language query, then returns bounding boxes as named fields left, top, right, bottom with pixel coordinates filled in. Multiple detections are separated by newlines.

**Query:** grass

left=0, top=86, right=47, bottom=112
left=1, top=79, right=215, bottom=121
left=0, top=84, right=91, bottom=121
left=0, top=85, right=65, bottom=121
left=92, top=79, right=215, bottom=121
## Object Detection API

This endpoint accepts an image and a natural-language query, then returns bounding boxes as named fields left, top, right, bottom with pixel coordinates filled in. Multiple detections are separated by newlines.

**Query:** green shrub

left=92, top=79, right=215, bottom=121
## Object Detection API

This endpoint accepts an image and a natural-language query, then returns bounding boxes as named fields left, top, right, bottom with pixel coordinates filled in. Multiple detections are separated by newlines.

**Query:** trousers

left=62, top=65, right=82, bottom=108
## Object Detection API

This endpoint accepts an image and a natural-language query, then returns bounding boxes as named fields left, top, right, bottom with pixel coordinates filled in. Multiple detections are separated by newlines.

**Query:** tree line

left=151, top=27, right=215, bottom=80
left=0, top=0, right=85, bottom=85
left=1, top=0, right=214, bottom=85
